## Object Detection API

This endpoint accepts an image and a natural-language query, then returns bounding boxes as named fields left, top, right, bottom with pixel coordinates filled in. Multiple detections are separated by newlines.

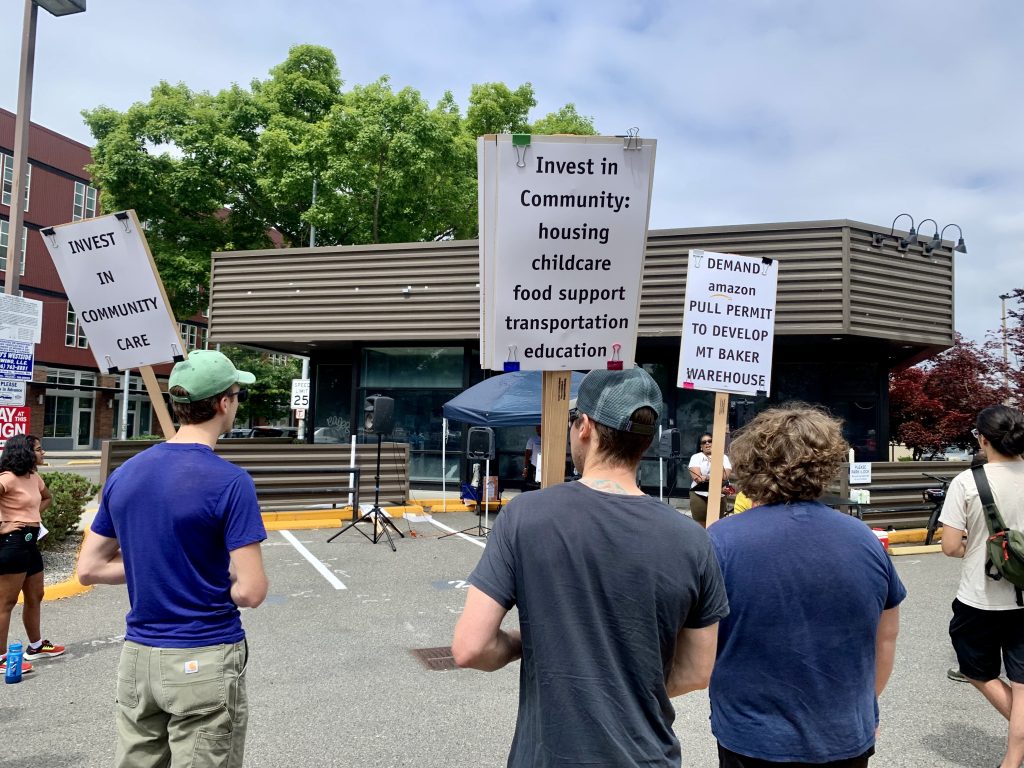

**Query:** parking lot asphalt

left=0, top=511, right=1010, bottom=768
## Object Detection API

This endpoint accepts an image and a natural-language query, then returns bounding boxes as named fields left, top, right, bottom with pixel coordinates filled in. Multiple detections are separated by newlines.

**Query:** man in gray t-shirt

left=452, top=368, right=729, bottom=767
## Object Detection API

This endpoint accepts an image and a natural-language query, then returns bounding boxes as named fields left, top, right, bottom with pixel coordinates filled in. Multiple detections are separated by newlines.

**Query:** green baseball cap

left=168, top=350, right=256, bottom=403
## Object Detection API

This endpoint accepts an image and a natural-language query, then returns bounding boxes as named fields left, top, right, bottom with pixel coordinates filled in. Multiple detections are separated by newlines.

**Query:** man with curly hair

left=707, top=404, right=905, bottom=767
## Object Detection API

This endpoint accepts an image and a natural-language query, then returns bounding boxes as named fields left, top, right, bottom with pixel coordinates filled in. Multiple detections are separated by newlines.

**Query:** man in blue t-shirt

left=708, top=405, right=905, bottom=767
left=453, top=367, right=729, bottom=767
left=78, top=350, right=268, bottom=768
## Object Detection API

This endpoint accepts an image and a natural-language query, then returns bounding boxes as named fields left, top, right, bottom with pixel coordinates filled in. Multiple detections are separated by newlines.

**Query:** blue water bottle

left=5, top=642, right=24, bottom=684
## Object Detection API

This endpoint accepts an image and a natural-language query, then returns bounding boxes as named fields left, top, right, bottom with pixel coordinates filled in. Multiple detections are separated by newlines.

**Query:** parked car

left=222, top=427, right=297, bottom=439
left=313, top=427, right=346, bottom=444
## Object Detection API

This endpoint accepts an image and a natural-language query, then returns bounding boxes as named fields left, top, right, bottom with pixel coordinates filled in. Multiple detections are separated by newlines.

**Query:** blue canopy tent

left=442, top=370, right=585, bottom=426
left=437, top=371, right=585, bottom=512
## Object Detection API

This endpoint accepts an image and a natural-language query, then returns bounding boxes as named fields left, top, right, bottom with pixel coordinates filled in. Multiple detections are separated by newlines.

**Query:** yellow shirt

left=732, top=492, right=753, bottom=515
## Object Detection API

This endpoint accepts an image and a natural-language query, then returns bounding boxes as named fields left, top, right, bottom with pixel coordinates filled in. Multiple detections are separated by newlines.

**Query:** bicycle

left=922, top=472, right=953, bottom=546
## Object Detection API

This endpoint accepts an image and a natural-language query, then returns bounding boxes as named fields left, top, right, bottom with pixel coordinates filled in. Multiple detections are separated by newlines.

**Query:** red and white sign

left=0, top=406, right=30, bottom=447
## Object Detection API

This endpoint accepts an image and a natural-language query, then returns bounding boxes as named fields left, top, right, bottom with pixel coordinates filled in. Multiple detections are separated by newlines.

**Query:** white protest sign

left=677, top=250, right=779, bottom=396
left=290, top=379, right=310, bottom=409
left=0, top=338, right=34, bottom=381
left=0, top=379, right=25, bottom=406
left=480, top=134, right=656, bottom=371
left=0, top=293, right=43, bottom=344
left=40, top=211, right=184, bottom=373
left=849, top=462, right=872, bottom=484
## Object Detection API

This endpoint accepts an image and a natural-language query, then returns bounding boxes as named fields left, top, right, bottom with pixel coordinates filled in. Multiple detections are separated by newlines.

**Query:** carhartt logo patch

left=184, top=660, right=199, bottom=674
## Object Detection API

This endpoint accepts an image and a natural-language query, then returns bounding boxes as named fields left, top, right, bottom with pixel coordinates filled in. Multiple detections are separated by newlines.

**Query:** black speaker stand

left=440, top=456, right=493, bottom=540
left=327, top=434, right=405, bottom=552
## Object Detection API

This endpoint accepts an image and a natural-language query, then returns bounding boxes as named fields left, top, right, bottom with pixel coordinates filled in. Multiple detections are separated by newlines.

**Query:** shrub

left=129, top=434, right=163, bottom=441
left=37, top=471, right=100, bottom=550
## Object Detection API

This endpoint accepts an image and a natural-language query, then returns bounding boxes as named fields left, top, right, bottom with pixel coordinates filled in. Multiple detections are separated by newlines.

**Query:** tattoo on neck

left=580, top=477, right=632, bottom=494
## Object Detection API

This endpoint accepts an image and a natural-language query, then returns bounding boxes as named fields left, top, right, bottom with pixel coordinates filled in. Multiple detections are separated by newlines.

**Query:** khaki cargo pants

left=115, top=639, right=249, bottom=768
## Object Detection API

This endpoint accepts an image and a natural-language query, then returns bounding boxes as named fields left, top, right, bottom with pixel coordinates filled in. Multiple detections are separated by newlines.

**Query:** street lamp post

left=3, top=0, right=87, bottom=296
left=1000, top=293, right=1013, bottom=392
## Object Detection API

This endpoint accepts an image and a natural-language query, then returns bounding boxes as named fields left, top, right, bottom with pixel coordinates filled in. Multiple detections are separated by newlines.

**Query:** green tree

left=83, top=47, right=598, bottom=317
left=221, top=346, right=301, bottom=425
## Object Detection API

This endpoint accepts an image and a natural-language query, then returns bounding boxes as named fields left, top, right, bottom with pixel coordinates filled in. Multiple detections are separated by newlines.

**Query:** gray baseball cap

left=571, top=367, right=661, bottom=435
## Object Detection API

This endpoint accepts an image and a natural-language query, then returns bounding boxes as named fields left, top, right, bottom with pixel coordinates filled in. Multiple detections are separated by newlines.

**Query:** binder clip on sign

left=504, top=347, right=520, bottom=372
left=607, top=344, right=623, bottom=371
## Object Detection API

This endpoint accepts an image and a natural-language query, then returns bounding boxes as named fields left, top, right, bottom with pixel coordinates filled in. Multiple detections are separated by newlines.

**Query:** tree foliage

left=220, top=345, right=301, bottom=426
left=82, top=46, right=597, bottom=318
left=889, top=334, right=1007, bottom=459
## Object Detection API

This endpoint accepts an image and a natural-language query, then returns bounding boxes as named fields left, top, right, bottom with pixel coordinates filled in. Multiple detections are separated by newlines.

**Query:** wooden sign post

left=705, top=392, right=730, bottom=525
left=540, top=370, right=572, bottom=489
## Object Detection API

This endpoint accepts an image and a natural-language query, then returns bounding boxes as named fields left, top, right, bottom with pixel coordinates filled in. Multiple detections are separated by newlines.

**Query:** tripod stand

left=440, top=455, right=493, bottom=539
left=328, top=433, right=405, bottom=552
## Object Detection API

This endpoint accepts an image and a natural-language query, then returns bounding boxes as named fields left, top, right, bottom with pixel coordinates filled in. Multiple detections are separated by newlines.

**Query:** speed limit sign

left=290, top=379, right=310, bottom=410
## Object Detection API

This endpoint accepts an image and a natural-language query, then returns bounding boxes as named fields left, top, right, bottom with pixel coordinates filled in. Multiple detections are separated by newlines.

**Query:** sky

left=1, top=0, right=1020, bottom=345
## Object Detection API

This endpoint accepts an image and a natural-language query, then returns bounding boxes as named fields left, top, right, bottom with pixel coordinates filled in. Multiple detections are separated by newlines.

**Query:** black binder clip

left=504, top=346, right=520, bottom=372
left=623, top=127, right=642, bottom=151
left=607, top=343, right=623, bottom=371
left=104, top=355, right=120, bottom=375
left=171, top=344, right=184, bottom=363
left=40, top=227, right=57, bottom=247
left=114, top=211, right=131, bottom=233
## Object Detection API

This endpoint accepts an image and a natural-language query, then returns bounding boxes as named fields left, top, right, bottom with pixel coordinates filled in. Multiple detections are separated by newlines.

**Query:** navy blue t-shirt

left=708, top=501, right=906, bottom=763
left=92, top=442, right=266, bottom=648
left=470, top=481, right=729, bottom=768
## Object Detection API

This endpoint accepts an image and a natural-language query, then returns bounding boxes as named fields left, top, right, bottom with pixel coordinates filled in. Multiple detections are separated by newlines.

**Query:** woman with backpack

left=0, top=434, right=64, bottom=677
left=940, top=404, right=1024, bottom=768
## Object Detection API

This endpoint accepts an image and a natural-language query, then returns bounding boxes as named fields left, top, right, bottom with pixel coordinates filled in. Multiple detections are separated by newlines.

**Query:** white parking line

left=279, top=530, right=347, bottom=589
left=425, top=518, right=486, bottom=548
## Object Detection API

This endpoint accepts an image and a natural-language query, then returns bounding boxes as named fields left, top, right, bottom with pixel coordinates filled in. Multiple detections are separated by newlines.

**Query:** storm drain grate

left=410, top=646, right=458, bottom=671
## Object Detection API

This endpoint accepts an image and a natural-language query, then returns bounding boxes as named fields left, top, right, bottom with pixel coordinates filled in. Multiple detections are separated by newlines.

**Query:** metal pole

left=309, top=178, right=317, bottom=248
left=297, top=356, right=309, bottom=441
left=4, top=0, right=38, bottom=295
left=1001, top=293, right=1012, bottom=391
left=119, top=370, right=130, bottom=439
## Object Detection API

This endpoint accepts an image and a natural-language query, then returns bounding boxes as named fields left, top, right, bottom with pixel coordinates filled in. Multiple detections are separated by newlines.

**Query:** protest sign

left=677, top=249, right=779, bottom=396
left=41, top=211, right=185, bottom=374
left=478, top=134, right=656, bottom=372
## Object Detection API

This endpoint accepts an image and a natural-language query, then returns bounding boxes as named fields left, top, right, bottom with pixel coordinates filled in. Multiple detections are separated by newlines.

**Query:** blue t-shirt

left=92, top=442, right=267, bottom=648
left=707, top=501, right=906, bottom=763
left=470, top=482, right=729, bottom=767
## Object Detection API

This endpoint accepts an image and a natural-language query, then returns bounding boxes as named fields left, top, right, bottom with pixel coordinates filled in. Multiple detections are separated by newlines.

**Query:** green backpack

left=973, top=465, right=1024, bottom=607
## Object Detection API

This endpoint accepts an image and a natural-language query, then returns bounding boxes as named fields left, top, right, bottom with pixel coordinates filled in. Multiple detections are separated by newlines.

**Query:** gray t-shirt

left=470, top=481, right=729, bottom=767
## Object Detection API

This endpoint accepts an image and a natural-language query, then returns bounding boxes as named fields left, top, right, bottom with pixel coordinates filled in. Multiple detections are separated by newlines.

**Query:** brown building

left=0, top=109, right=208, bottom=449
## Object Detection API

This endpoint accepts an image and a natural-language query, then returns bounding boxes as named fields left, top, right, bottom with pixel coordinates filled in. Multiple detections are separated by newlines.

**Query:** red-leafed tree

left=889, top=333, right=1007, bottom=459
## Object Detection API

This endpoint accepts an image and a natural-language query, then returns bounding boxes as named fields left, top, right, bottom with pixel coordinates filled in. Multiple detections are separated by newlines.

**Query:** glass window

left=1, top=155, right=30, bottom=210
left=65, top=304, right=89, bottom=348
left=72, top=181, right=98, bottom=221
left=361, top=347, right=463, bottom=388
left=0, top=221, right=27, bottom=276
left=43, top=395, right=74, bottom=438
